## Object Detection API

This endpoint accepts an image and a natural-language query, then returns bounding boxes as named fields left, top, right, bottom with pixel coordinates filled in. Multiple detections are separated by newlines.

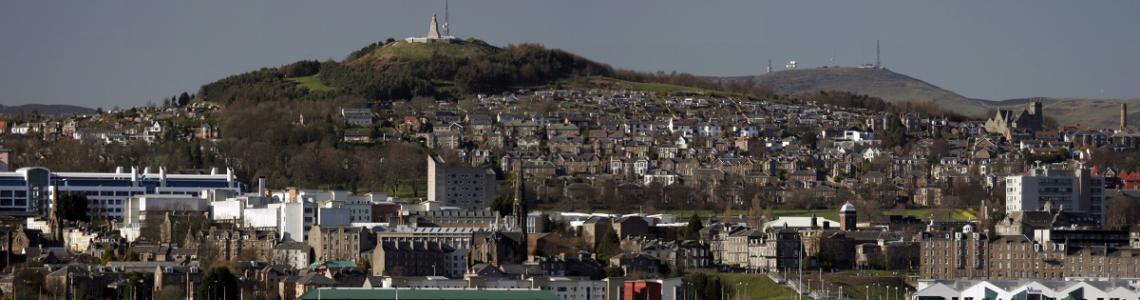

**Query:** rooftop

left=299, top=287, right=559, bottom=300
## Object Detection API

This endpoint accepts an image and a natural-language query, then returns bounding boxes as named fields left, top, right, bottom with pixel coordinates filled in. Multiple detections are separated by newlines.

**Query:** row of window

left=0, top=190, right=28, bottom=197
left=0, top=199, right=28, bottom=207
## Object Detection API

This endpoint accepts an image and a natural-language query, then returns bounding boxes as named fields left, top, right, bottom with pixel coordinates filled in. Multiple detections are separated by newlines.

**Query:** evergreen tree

left=595, top=230, right=620, bottom=260
left=177, top=92, right=191, bottom=106
left=685, top=214, right=704, bottom=240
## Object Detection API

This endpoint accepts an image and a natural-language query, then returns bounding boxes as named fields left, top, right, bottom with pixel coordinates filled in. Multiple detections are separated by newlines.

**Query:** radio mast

left=876, top=40, right=881, bottom=68
left=444, top=0, right=450, bottom=36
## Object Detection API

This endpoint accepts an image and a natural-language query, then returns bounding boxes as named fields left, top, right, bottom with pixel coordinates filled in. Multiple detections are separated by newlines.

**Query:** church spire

left=49, top=183, right=63, bottom=242
left=513, top=161, right=527, bottom=232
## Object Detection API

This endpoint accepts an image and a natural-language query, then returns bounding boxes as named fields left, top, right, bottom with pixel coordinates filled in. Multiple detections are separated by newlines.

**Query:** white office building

left=1005, top=167, right=1105, bottom=224
left=0, top=166, right=242, bottom=218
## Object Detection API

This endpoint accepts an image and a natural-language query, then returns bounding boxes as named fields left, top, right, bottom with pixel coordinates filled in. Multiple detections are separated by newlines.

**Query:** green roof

left=299, top=288, right=560, bottom=300
left=308, top=260, right=358, bottom=270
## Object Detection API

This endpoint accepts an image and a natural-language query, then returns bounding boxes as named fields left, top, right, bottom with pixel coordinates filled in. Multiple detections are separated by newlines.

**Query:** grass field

left=287, top=75, right=336, bottom=92
left=718, top=273, right=807, bottom=300
left=820, top=271, right=913, bottom=300
left=348, top=40, right=500, bottom=67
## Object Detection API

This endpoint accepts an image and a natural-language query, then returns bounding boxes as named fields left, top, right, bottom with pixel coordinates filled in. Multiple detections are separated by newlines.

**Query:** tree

left=604, top=266, right=624, bottom=278
left=684, top=214, right=703, bottom=240
left=57, top=192, right=89, bottom=222
left=177, top=92, right=192, bottom=107
left=881, top=117, right=910, bottom=149
left=683, top=273, right=724, bottom=300
left=125, top=249, right=140, bottom=261
left=197, top=267, right=239, bottom=300
left=490, top=195, right=513, bottom=217
left=101, top=248, right=117, bottom=265
left=595, top=230, right=620, bottom=260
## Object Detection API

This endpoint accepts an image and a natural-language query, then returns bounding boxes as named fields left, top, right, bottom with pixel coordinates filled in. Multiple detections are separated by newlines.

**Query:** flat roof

left=299, top=288, right=560, bottom=300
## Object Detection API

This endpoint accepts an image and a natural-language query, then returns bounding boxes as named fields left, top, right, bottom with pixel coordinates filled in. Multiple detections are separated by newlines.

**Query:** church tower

left=512, top=161, right=529, bottom=258
left=49, top=184, right=64, bottom=242
left=840, top=202, right=857, bottom=231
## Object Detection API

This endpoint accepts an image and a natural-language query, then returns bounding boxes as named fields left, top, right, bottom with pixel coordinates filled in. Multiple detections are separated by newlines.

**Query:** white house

left=696, top=123, right=722, bottom=137
left=736, top=124, right=760, bottom=138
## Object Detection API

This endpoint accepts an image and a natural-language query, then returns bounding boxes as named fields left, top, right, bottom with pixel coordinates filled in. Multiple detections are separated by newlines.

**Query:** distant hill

left=0, top=104, right=95, bottom=117
left=992, top=97, right=1140, bottom=129
left=715, top=67, right=991, bottom=117
left=199, top=39, right=612, bottom=103
left=346, top=39, right=501, bottom=69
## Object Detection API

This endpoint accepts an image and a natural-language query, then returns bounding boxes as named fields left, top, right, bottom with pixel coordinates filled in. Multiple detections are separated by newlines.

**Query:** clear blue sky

left=1, top=0, right=1138, bottom=108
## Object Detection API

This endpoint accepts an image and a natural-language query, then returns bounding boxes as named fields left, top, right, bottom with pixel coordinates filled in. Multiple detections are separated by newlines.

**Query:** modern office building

left=0, top=166, right=243, bottom=218
left=1005, top=167, right=1105, bottom=224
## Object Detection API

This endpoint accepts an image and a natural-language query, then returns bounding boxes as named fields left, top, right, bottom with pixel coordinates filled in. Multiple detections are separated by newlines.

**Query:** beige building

left=371, top=240, right=463, bottom=278
left=308, top=225, right=375, bottom=263
left=921, top=225, right=1140, bottom=279
left=919, top=224, right=988, bottom=279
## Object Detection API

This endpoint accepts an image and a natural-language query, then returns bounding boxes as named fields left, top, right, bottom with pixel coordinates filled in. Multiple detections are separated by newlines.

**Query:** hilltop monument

left=406, top=14, right=457, bottom=43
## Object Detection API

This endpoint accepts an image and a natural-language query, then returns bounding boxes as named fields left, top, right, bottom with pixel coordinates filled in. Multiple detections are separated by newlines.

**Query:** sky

left=1, top=1, right=1138, bottom=108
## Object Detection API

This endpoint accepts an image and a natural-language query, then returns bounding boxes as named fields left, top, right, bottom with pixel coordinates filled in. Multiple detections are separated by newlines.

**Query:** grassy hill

left=286, top=75, right=336, bottom=92
left=346, top=39, right=501, bottom=69
left=200, top=36, right=1140, bottom=130
left=716, top=67, right=991, bottom=117
left=0, top=104, right=96, bottom=117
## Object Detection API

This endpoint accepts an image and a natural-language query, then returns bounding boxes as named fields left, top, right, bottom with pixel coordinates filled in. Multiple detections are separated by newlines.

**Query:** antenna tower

left=444, top=0, right=450, bottom=36
left=876, top=40, right=881, bottom=68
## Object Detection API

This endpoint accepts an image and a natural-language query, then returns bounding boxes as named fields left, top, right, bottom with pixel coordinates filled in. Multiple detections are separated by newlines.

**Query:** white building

left=341, top=108, right=373, bottom=126
left=533, top=277, right=608, bottom=300
left=118, top=194, right=211, bottom=241
left=762, top=216, right=840, bottom=231
left=913, top=279, right=1140, bottom=300
left=123, top=194, right=210, bottom=225
left=1005, top=167, right=1105, bottom=224
left=0, top=166, right=242, bottom=218
left=643, top=170, right=680, bottom=186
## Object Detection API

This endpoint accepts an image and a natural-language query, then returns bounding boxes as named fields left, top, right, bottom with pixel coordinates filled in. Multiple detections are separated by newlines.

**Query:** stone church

left=984, top=100, right=1044, bottom=140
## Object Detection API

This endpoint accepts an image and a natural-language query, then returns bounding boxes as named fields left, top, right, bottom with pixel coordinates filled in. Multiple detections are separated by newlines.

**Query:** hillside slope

left=0, top=104, right=95, bottom=117
left=717, top=67, right=990, bottom=117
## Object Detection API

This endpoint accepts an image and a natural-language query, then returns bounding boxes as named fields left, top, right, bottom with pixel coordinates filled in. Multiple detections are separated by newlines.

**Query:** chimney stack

left=258, top=176, right=267, bottom=197
left=1122, top=103, right=1129, bottom=130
